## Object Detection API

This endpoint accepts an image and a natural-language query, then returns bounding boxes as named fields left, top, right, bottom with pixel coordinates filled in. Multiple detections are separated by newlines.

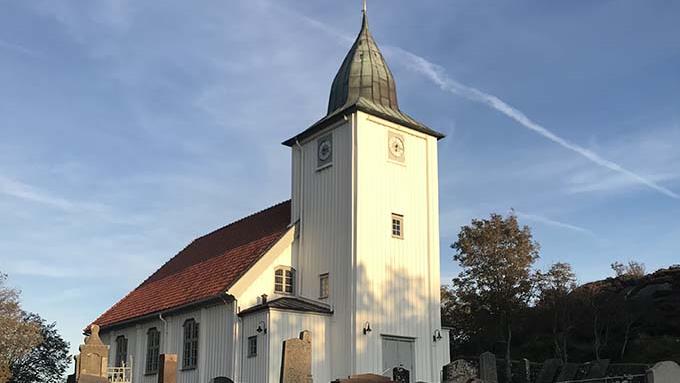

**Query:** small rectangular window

left=319, top=273, right=329, bottom=299
left=392, top=214, right=403, bottom=239
left=247, top=336, right=257, bottom=358
left=115, top=336, right=128, bottom=367
left=145, top=328, right=161, bottom=374
left=182, top=319, right=199, bottom=369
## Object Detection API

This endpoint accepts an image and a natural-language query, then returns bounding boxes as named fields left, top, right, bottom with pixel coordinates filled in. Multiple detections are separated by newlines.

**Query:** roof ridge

left=137, top=200, right=291, bottom=288
left=192, top=200, right=291, bottom=243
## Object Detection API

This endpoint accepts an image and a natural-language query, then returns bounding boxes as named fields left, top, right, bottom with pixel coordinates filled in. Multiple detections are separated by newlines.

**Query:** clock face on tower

left=319, top=141, right=331, bottom=161
left=388, top=132, right=405, bottom=162
left=317, top=134, right=333, bottom=168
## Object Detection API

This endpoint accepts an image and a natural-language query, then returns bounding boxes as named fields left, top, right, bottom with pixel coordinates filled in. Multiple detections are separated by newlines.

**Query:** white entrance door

left=381, top=336, right=415, bottom=382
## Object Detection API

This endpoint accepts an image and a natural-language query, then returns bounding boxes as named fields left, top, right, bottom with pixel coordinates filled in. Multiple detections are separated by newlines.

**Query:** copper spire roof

left=283, top=10, right=444, bottom=146
left=327, top=12, right=399, bottom=115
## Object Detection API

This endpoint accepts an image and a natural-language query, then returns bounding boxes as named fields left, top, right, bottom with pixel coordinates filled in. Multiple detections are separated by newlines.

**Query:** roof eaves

left=90, top=294, right=233, bottom=333
left=237, top=297, right=333, bottom=317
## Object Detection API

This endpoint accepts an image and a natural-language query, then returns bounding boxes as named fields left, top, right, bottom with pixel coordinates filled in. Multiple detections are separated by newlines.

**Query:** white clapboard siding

left=101, top=303, right=234, bottom=383
left=268, top=310, right=330, bottom=383
left=353, top=111, right=445, bottom=382
left=239, top=310, right=269, bottom=383
left=291, top=119, right=354, bottom=379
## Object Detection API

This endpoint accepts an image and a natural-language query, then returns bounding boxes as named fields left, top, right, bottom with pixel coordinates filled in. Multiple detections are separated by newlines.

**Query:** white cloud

left=0, top=175, right=76, bottom=211
left=514, top=210, right=593, bottom=236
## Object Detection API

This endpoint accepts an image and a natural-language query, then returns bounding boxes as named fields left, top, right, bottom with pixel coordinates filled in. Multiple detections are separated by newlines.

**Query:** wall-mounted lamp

left=362, top=322, right=372, bottom=335
left=433, top=329, right=443, bottom=342
left=256, top=321, right=267, bottom=334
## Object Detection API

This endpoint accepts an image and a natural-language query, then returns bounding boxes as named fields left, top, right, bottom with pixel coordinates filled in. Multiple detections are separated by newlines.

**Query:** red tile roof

left=92, top=201, right=291, bottom=329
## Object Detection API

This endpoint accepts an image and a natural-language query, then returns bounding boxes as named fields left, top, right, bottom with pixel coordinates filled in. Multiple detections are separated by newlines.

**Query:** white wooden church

left=91, top=7, right=450, bottom=383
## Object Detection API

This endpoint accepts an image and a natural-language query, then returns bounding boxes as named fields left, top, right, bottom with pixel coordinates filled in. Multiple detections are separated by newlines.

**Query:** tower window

left=182, top=319, right=199, bottom=369
left=274, top=267, right=295, bottom=294
left=115, top=335, right=128, bottom=367
left=392, top=214, right=403, bottom=239
left=319, top=273, right=329, bottom=299
left=145, top=328, right=161, bottom=374
left=247, top=336, right=257, bottom=358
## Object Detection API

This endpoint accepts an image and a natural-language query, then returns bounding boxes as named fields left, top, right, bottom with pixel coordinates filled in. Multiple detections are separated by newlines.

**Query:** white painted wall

left=268, top=310, right=330, bottom=383
left=239, top=310, right=269, bottom=383
left=290, top=119, right=354, bottom=380
left=230, top=229, right=294, bottom=310
left=352, top=112, right=445, bottom=382
left=101, top=303, right=234, bottom=383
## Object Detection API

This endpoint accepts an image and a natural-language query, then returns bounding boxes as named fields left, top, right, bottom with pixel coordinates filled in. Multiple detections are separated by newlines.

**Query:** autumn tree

left=535, top=262, right=578, bottom=362
left=9, top=313, right=70, bottom=383
left=611, top=261, right=646, bottom=279
left=451, top=212, right=540, bottom=382
left=0, top=274, right=42, bottom=383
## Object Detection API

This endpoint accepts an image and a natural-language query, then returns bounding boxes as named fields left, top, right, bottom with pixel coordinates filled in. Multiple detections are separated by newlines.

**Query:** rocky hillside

left=571, top=266, right=680, bottom=362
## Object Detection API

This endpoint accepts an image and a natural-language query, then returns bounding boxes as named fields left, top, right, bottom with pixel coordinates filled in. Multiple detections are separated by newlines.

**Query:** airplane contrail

left=385, top=46, right=679, bottom=200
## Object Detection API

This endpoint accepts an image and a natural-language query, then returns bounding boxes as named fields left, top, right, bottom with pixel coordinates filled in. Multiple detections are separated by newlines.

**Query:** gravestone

left=584, top=359, right=609, bottom=379
left=535, top=359, right=562, bottom=383
left=392, top=367, right=409, bottom=383
left=280, top=330, right=313, bottom=383
left=647, top=361, right=680, bottom=383
left=479, top=352, right=498, bottom=383
left=158, top=354, right=177, bottom=383
left=76, top=325, right=109, bottom=383
left=555, top=363, right=578, bottom=382
left=442, top=359, right=478, bottom=383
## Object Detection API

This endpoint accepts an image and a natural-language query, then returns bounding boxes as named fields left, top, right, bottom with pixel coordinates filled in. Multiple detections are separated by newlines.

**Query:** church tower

left=284, top=7, right=449, bottom=382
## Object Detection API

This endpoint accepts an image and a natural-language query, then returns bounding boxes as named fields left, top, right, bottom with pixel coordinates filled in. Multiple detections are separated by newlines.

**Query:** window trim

left=182, top=319, right=199, bottom=370
left=145, top=327, right=161, bottom=375
left=319, top=273, right=329, bottom=299
left=391, top=213, right=404, bottom=239
left=247, top=336, right=258, bottom=358
left=274, top=266, right=295, bottom=295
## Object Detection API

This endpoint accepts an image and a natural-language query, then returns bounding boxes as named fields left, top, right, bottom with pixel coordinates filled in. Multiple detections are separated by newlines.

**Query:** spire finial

left=362, top=0, right=367, bottom=14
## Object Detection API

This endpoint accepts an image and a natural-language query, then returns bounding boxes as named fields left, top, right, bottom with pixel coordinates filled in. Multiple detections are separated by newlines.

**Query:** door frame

left=380, top=334, right=416, bottom=381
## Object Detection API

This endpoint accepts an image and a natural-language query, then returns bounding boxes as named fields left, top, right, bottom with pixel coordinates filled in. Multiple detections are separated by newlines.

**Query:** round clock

left=389, top=136, right=405, bottom=158
left=318, top=140, right=332, bottom=161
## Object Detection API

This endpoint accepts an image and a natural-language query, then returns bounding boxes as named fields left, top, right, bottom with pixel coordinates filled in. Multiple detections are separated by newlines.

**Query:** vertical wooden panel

left=268, top=311, right=330, bottom=383
left=353, top=112, right=443, bottom=382
left=100, top=303, right=235, bottom=383
left=291, top=120, right=354, bottom=380
left=240, top=311, right=269, bottom=383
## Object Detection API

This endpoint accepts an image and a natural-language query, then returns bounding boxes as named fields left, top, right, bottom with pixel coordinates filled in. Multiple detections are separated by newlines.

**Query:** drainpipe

left=158, top=314, right=168, bottom=354
left=294, top=139, right=305, bottom=294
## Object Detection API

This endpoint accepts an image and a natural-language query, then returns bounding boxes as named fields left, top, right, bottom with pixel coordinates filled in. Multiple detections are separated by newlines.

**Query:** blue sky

left=1, top=0, right=679, bottom=359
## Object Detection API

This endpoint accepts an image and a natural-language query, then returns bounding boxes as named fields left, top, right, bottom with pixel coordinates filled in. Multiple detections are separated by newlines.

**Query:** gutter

left=92, top=293, right=234, bottom=333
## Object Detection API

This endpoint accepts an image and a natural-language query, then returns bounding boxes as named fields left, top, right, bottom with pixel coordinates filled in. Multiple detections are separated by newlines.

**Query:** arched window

left=115, top=335, right=128, bottom=367
left=145, top=328, right=161, bottom=374
left=274, top=267, right=295, bottom=295
left=182, top=319, right=199, bottom=369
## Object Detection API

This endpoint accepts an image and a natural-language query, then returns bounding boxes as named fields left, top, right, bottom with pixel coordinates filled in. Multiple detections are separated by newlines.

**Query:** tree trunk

left=593, top=313, right=601, bottom=361
left=620, top=320, right=632, bottom=360
left=505, top=323, right=512, bottom=383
